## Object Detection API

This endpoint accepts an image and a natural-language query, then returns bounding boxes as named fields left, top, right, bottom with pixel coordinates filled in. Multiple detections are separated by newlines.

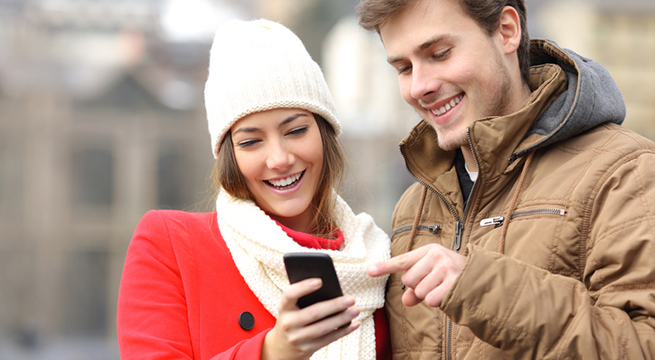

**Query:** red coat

left=117, top=210, right=390, bottom=359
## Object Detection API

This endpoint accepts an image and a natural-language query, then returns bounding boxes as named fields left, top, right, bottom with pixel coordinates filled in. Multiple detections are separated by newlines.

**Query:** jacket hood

left=518, top=39, right=625, bottom=156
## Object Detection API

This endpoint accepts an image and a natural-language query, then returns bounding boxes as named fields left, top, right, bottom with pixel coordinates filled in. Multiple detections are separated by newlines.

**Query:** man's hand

left=367, top=244, right=467, bottom=307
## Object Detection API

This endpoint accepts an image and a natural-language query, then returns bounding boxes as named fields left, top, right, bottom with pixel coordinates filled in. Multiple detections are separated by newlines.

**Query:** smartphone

left=283, top=252, right=350, bottom=327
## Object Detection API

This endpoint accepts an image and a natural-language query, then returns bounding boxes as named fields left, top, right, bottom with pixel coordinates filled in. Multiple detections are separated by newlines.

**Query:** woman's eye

left=237, top=139, right=259, bottom=148
left=287, top=127, right=308, bottom=136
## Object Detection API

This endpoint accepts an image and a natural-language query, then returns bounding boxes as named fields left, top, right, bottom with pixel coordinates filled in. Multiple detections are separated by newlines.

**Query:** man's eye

left=397, top=65, right=411, bottom=75
left=432, top=49, right=451, bottom=60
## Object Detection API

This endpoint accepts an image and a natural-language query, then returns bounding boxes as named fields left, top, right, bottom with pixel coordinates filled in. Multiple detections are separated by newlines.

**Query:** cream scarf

left=216, top=190, right=390, bottom=360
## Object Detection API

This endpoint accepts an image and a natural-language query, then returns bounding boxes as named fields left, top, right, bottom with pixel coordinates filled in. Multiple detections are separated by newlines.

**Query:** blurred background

left=0, top=0, right=654, bottom=358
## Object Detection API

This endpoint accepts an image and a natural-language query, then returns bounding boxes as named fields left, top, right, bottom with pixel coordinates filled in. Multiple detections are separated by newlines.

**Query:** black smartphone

left=283, top=252, right=350, bottom=327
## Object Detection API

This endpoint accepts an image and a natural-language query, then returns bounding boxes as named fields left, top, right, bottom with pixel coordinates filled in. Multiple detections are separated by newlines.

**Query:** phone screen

left=283, top=252, right=344, bottom=308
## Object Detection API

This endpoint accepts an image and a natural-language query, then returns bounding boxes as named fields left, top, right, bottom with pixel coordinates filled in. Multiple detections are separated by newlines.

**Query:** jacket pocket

left=479, top=208, right=566, bottom=228
left=391, top=223, right=441, bottom=239
left=476, top=206, right=577, bottom=276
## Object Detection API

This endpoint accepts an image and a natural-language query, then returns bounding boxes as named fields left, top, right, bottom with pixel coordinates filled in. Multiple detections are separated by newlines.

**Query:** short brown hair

left=357, top=0, right=531, bottom=85
left=212, top=114, right=345, bottom=239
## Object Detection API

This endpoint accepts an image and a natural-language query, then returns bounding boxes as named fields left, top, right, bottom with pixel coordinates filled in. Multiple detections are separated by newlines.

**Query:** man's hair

left=212, top=114, right=345, bottom=239
left=357, top=0, right=531, bottom=85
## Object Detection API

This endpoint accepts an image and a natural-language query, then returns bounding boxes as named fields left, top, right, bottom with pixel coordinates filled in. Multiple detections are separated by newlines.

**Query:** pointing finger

left=367, top=247, right=427, bottom=277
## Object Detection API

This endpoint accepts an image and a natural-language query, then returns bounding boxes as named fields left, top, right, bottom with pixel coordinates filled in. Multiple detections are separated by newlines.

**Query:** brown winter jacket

left=387, top=39, right=655, bottom=359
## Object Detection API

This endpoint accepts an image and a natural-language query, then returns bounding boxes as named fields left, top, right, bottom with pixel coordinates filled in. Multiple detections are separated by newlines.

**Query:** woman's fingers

left=299, top=294, right=355, bottom=324
left=310, top=319, right=360, bottom=348
left=282, top=294, right=360, bottom=345
left=280, top=277, right=358, bottom=327
left=279, top=278, right=322, bottom=310
left=265, top=279, right=362, bottom=360
left=296, top=300, right=360, bottom=339
left=287, top=303, right=361, bottom=353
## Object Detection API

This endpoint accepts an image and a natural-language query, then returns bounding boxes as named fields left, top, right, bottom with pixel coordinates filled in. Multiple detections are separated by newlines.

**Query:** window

left=71, top=147, right=114, bottom=206
left=157, top=149, right=188, bottom=210
left=62, top=249, right=108, bottom=336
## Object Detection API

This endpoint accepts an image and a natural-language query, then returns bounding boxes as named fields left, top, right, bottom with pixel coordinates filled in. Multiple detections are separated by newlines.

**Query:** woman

left=116, top=19, right=391, bottom=360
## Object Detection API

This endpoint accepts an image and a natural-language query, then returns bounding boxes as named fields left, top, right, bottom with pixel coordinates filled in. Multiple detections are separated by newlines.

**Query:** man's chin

left=436, top=132, right=469, bottom=152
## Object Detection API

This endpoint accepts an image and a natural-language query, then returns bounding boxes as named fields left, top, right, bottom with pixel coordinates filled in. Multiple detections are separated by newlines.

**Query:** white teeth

left=431, top=94, right=463, bottom=116
left=268, top=172, right=302, bottom=188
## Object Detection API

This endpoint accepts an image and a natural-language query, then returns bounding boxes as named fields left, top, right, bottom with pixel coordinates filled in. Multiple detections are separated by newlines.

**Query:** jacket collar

left=468, top=60, right=567, bottom=177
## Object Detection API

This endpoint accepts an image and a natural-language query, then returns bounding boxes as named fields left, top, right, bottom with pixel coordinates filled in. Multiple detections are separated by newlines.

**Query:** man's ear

left=498, top=6, right=521, bottom=55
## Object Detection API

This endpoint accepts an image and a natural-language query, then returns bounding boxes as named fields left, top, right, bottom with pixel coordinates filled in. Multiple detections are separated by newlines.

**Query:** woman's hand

left=261, top=278, right=360, bottom=360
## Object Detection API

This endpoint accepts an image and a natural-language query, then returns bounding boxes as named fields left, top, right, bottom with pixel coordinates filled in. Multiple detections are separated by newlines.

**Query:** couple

left=117, top=0, right=655, bottom=359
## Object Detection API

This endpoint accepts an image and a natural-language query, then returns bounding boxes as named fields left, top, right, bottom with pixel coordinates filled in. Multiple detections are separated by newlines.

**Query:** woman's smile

left=265, top=170, right=305, bottom=191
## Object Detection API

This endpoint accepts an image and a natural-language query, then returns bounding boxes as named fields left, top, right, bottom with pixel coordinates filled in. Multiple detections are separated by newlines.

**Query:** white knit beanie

left=205, top=19, right=341, bottom=158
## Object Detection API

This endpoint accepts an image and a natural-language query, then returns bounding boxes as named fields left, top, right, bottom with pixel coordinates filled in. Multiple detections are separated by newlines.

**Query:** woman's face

left=231, top=108, right=324, bottom=232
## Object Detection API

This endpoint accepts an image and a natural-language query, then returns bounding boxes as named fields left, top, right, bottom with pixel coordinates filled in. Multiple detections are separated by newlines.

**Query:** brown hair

left=212, top=114, right=344, bottom=239
left=357, top=0, right=531, bottom=85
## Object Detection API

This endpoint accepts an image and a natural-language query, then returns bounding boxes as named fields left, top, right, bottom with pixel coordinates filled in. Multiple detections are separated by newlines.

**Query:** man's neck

left=460, top=146, right=477, bottom=173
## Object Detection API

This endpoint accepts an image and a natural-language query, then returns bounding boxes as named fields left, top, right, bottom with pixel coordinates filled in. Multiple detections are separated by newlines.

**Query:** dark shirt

left=454, top=148, right=474, bottom=206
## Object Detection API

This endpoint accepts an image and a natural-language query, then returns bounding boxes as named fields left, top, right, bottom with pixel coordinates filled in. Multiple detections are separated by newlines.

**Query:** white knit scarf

left=216, top=190, right=390, bottom=360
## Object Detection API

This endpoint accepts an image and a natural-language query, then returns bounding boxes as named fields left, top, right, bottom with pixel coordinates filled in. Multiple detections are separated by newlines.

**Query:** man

left=357, top=0, right=655, bottom=358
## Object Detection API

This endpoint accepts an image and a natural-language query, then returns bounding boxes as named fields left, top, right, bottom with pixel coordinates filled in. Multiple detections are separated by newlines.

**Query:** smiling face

left=380, top=0, right=527, bottom=151
left=231, top=108, right=324, bottom=232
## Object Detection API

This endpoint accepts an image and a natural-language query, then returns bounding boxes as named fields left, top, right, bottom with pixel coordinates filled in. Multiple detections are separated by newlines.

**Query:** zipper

left=511, top=208, right=566, bottom=218
left=401, top=131, right=483, bottom=360
left=480, top=216, right=504, bottom=227
left=462, top=129, right=481, bottom=217
left=453, top=221, right=463, bottom=251
left=480, top=208, right=567, bottom=227
left=446, top=318, right=453, bottom=360
left=390, top=223, right=441, bottom=239
left=445, top=129, right=481, bottom=360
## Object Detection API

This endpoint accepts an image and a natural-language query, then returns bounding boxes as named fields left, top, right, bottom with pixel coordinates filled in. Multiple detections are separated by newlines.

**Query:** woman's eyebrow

left=232, top=113, right=309, bottom=135
left=279, top=113, right=309, bottom=128
left=232, top=126, right=259, bottom=135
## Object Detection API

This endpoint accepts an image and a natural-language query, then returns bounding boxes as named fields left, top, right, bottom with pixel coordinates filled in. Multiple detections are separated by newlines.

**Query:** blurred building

left=534, top=0, right=655, bottom=140
left=0, top=0, right=215, bottom=355
left=322, top=16, right=416, bottom=231
left=0, top=0, right=373, bottom=357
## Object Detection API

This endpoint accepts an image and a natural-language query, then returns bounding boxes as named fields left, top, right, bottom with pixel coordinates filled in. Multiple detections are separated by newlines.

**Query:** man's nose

left=410, top=65, right=441, bottom=101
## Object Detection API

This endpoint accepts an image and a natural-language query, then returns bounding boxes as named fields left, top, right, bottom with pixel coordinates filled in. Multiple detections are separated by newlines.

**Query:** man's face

left=380, top=0, right=516, bottom=151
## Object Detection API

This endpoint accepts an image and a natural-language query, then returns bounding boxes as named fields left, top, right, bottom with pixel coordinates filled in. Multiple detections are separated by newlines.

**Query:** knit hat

left=205, top=19, right=341, bottom=158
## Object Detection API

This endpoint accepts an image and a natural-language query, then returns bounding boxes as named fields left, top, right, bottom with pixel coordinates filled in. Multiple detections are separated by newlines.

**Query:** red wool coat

left=117, top=210, right=390, bottom=359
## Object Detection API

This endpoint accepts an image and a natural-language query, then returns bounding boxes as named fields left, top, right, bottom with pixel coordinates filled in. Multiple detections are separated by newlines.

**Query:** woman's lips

left=264, top=170, right=305, bottom=191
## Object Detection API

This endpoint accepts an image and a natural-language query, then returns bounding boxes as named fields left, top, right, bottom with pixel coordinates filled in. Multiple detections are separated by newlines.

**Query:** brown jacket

left=387, top=39, right=655, bottom=359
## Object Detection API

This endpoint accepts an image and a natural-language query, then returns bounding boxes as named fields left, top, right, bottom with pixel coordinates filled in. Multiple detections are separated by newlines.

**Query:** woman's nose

left=266, top=141, right=294, bottom=170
